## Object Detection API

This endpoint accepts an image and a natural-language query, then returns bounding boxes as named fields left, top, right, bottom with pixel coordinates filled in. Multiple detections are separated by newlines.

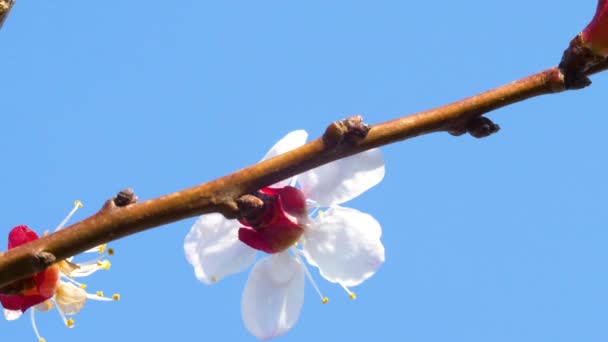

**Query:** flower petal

left=3, top=309, right=22, bottom=321
left=261, top=130, right=308, bottom=187
left=298, top=148, right=384, bottom=205
left=301, top=206, right=385, bottom=286
left=241, top=252, right=305, bottom=340
left=55, top=282, right=87, bottom=315
left=184, top=213, right=256, bottom=284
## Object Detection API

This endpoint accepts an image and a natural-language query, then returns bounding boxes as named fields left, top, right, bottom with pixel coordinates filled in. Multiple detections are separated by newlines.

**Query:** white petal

left=261, top=130, right=308, bottom=187
left=242, top=252, right=305, bottom=340
left=3, top=309, right=22, bottom=321
left=184, top=213, right=256, bottom=284
left=55, top=282, right=87, bottom=315
left=301, top=206, right=385, bottom=286
left=298, top=148, right=384, bottom=206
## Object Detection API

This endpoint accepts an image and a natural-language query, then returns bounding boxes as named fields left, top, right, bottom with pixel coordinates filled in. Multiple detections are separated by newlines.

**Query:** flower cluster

left=0, top=201, right=119, bottom=342
left=185, top=130, right=386, bottom=339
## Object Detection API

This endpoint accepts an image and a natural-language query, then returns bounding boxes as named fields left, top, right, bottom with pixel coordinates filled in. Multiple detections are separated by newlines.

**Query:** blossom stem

left=1, top=57, right=608, bottom=290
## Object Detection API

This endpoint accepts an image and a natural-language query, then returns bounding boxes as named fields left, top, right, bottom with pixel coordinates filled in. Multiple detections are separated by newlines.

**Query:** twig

left=0, top=0, right=14, bottom=30
left=0, top=61, right=606, bottom=290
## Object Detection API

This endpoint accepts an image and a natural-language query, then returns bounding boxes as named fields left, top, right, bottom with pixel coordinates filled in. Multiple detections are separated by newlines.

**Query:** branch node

left=114, top=188, right=138, bottom=207
left=466, top=116, right=500, bottom=138
left=448, top=116, right=500, bottom=138
left=236, top=194, right=266, bottom=224
left=323, top=115, right=370, bottom=147
left=33, top=251, right=56, bottom=270
left=559, top=34, right=600, bottom=90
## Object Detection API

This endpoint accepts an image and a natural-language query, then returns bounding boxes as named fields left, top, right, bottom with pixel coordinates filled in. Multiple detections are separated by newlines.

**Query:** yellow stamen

left=112, top=293, right=120, bottom=301
left=321, top=297, right=329, bottom=304
left=96, top=291, right=104, bottom=297
left=66, top=318, right=75, bottom=328
left=74, top=200, right=83, bottom=208
left=79, top=283, right=87, bottom=289
left=107, top=248, right=115, bottom=256
left=97, top=260, right=111, bottom=270
left=340, top=284, right=357, bottom=300
left=38, top=339, right=45, bottom=342
left=97, top=244, right=107, bottom=254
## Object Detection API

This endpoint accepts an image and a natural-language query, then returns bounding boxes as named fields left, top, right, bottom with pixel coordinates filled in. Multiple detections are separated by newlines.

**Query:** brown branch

left=0, top=0, right=14, bottom=30
left=0, top=62, right=605, bottom=290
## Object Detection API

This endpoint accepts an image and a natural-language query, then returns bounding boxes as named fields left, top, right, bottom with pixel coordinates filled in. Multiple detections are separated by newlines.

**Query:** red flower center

left=238, top=186, right=308, bottom=253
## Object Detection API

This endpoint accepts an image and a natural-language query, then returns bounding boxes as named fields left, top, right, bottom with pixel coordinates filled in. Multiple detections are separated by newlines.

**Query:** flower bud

left=581, top=0, right=608, bottom=56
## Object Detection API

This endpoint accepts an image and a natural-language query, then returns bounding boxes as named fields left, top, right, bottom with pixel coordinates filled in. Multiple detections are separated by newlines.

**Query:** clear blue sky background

left=1, top=1, right=607, bottom=341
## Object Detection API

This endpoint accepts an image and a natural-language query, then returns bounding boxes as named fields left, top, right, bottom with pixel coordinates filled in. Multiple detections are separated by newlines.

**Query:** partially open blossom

left=581, top=0, right=608, bottom=56
left=185, top=130, right=385, bottom=339
left=0, top=201, right=120, bottom=342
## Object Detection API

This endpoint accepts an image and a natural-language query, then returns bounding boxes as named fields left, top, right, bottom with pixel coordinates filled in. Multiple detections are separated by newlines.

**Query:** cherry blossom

left=185, top=130, right=385, bottom=339
left=0, top=201, right=119, bottom=342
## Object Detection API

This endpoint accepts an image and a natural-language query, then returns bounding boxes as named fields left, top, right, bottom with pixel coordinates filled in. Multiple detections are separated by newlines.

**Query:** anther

left=96, top=260, right=111, bottom=270
left=341, top=284, right=357, bottom=300
left=107, top=248, right=115, bottom=256
left=321, top=297, right=329, bottom=304
left=66, top=318, right=75, bottom=328
left=98, top=244, right=107, bottom=254
left=112, top=294, right=120, bottom=301
left=79, top=284, right=87, bottom=289
left=74, top=200, right=83, bottom=208
left=96, top=291, right=104, bottom=297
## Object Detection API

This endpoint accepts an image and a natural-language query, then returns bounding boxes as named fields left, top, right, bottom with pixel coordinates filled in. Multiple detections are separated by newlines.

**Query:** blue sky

left=1, top=1, right=607, bottom=341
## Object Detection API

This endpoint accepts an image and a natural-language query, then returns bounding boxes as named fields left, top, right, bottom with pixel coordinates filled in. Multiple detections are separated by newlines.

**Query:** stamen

left=107, top=248, right=115, bottom=256
left=340, top=284, right=357, bottom=300
left=308, top=206, right=320, bottom=217
left=59, top=272, right=88, bottom=288
left=97, top=244, right=107, bottom=254
left=30, top=310, right=45, bottom=342
left=66, top=318, right=75, bottom=328
left=291, top=248, right=328, bottom=304
left=96, top=260, right=111, bottom=270
left=112, top=293, right=120, bottom=301
left=54, top=200, right=84, bottom=232
left=86, top=292, right=113, bottom=302
left=289, top=176, right=298, bottom=187
left=52, top=298, right=69, bottom=328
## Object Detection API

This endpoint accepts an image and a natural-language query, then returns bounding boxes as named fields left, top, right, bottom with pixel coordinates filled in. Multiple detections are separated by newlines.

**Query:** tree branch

left=2, top=60, right=607, bottom=290
left=0, top=0, right=14, bottom=30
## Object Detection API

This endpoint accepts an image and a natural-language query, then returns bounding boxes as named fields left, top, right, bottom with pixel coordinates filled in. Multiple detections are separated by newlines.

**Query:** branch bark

left=0, top=0, right=14, bottom=30
left=0, top=61, right=607, bottom=290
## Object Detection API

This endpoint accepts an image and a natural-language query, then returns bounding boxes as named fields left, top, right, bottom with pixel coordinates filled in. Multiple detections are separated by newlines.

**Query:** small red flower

left=0, top=225, right=60, bottom=313
left=238, top=186, right=308, bottom=254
